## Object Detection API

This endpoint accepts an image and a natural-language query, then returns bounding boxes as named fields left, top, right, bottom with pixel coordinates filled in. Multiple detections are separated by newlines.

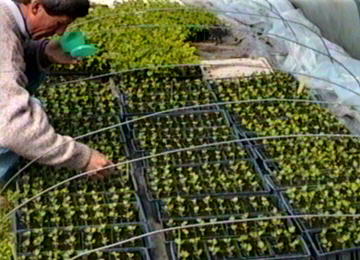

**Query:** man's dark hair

left=19, top=0, right=90, bottom=18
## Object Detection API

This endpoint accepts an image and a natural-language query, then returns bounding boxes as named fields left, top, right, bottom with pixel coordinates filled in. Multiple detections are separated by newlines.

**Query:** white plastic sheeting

left=180, top=0, right=360, bottom=113
left=290, top=0, right=360, bottom=60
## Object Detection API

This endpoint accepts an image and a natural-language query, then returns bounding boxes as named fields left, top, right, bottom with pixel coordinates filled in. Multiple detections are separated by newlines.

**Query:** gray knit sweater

left=0, top=1, right=91, bottom=170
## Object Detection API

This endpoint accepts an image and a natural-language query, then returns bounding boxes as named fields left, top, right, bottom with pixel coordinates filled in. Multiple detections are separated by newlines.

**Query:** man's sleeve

left=24, top=39, right=51, bottom=72
left=0, top=25, right=92, bottom=170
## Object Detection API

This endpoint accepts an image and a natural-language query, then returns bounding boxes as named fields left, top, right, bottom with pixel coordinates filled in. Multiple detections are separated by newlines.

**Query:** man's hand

left=44, top=40, right=79, bottom=65
left=85, top=150, right=114, bottom=181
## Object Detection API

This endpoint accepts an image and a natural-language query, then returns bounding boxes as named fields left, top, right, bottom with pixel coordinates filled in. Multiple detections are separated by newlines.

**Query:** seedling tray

left=118, top=75, right=217, bottom=116
left=157, top=194, right=280, bottom=222
left=16, top=166, right=136, bottom=198
left=124, top=108, right=252, bottom=165
left=14, top=167, right=151, bottom=258
left=228, top=103, right=349, bottom=137
left=125, top=109, right=252, bottom=165
left=132, top=125, right=237, bottom=143
left=16, top=247, right=151, bottom=260
left=13, top=195, right=152, bottom=256
left=205, top=79, right=277, bottom=146
left=161, top=216, right=304, bottom=241
left=249, top=138, right=360, bottom=192
left=305, top=230, right=360, bottom=260
left=277, top=191, right=336, bottom=234
left=15, top=192, right=146, bottom=229
left=279, top=185, right=360, bottom=258
left=15, top=223, right=151, bottom=259
left=138, top=158, right=271, bottom=201
left=119, top=93, right=218, bottom=118
left=122, top=109, right=233, bottom=135
left=167, top=236, right=311, bottom=260
left=135, top=141, right=254, bottom=170
left=157, top=194, right=310, bottom=260
left=130, top=134, right=239, bottom=154
left=261, top=161, right=335, bottom=192
left=114, top=66, right=204, bottom=83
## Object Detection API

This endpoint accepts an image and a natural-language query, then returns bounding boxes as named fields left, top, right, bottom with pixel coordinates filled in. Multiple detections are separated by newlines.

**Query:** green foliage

left=263, top=137, right=360, bottom=187
left=59, top=0, right=220, bottom=72
left=16, top=162, right=140, bottom=257
left=212, top=72, right=360, bottom=254
left=149, top=160, right=265, bottom=199
left=286, top=182, right=360, bottom=252
left=0, top=192, right=19, bottom=260
left=122, top=76, right=214, bottom=113
left=17, top=224, right=143, bottom=259
left=162, top=195, right=279, bottom=218
left=233, top=102, right=347, bottom=136
left=134, top=111, right=231, bottom=151
left=40, top=77, right=120, bottom=135
left=213, top=73, right=348, bottom=137
left=163, top=197, right=304, bottom=259
left=0, top=215, right=13, bottom=260
left=122, top=70, right=308, bottom=258
left=213, top=72, right=359, bottom=187
left=123, top=69, right=359, bottom=256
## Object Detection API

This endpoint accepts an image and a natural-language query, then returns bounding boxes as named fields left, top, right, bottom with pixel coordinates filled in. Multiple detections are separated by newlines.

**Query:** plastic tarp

left=290, top=0, right=360, bottom=60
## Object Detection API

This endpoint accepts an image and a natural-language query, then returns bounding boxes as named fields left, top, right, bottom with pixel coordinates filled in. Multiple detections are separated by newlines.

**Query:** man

left=0, top=0, right=113, bottom=184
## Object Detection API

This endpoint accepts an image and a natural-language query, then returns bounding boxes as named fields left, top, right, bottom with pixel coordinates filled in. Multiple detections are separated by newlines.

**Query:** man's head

left=19, top=0, right=90, bottom=40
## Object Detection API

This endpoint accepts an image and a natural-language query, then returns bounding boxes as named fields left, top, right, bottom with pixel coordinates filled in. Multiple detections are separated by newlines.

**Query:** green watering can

left=60, top=32, right=98, bottom=57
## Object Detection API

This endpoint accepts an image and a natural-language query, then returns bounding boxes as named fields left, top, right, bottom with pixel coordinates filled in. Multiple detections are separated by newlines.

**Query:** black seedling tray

left=156, top=193, right=280, bottom=222
left=277, top=191, right=330, bottom=234
left=14, top=172, right=152, bottom=258
left=305, top=230, right=360, bottom=260
left=167, top=236, right=311, bottom=260
left=261, top=162, right=327, bottom=192
left=119, top=87, right=218, bottom=118
left=135, top=142, right=256, bottom=170
left=14, top=192, right=147, bottom=229
left=138, top=158, right=271, bottom=201
left=122, top=109, right=233, bottom=136
left=15, top=222, right=150, bottom=258
left=157, top=192, right=311, bottom=260
left=15, top=247, right=152, bottom=260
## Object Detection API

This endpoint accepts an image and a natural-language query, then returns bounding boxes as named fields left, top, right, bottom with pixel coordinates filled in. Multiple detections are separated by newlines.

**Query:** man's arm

left=24, top=39, right=51, bottom=72
left=0, top=24, right=91, bottom=170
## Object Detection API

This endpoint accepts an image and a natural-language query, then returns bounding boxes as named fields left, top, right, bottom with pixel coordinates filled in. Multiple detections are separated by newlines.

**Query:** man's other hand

left=44, top=40, right=80, bottom=65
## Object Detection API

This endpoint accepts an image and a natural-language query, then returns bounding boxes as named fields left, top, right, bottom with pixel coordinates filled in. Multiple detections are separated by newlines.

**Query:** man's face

left=26, top=2, right=74, bottom=40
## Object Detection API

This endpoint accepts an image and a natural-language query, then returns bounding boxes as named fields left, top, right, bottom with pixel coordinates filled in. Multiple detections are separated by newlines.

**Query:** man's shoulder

left=0, top=3, right=12, bottom=22
left=0, top=3, right=25, bottom=70
left=0, top=2, right=21, bottom=35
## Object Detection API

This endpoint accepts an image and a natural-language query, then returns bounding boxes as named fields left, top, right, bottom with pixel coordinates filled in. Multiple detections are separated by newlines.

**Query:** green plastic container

left=60, top=32, right=98, bottom=57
